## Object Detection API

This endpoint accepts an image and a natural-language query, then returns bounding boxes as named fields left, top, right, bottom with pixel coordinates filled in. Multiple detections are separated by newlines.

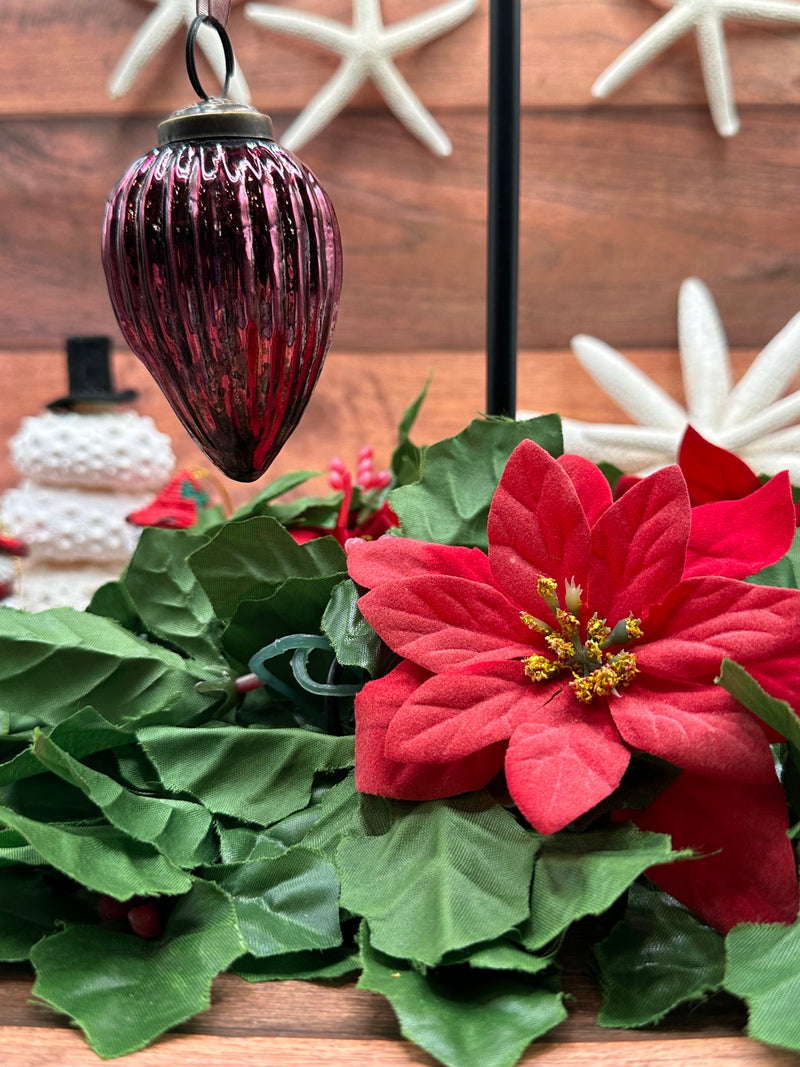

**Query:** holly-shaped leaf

left=725, top=917, right=800, bottom=1050
left=188, top=516, right=345, bottom=620
left=358, top=922, right=566, bottom=1067
left=139, top=726, right=354, bottom=827
left=336, top=793, right=537, bottom=966
left=0, top=606, right=219, bottom=730
left=115, top=527, right=225, bottom=664
left=31, top=732, right=214, bottom=868
left=0, top=805, right=192, bottom=898
left=390, top=415, right=562, bottom=548
left=596, top=881, right=725, bottom=1027
left=30, top=879, right=247, bottom=1058
left=520, top=823, right=680, bottom=951
left=201, top=847, right=341, bottom=957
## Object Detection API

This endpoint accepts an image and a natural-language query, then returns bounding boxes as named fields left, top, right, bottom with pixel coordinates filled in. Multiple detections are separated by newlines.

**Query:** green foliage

left=596, top=882, right=725, bottom=1027
left=520, top=823, right=682, bottom=950
left=725, top=917, right=800, bottom=1050
left=336, top=793, right=538, bottom=965
left=30, top=880, right=247, bottom=1059
left=358, top=922, right=566, bottom=1067
left=390, top=414, right=562, bottom=547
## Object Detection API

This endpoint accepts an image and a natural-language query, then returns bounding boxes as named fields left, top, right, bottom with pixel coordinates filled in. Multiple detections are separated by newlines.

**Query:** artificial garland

left=2, top=395, right=800, bottom=1063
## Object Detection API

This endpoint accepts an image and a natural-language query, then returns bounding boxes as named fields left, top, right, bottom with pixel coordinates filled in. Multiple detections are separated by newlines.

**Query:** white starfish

left=244, top=0, right=477, bottom=155
left=592, top=0, right=800, bottom=137
left=519, top=279, right=800, bottom=481
left=109, top=0, right=251, bottom=103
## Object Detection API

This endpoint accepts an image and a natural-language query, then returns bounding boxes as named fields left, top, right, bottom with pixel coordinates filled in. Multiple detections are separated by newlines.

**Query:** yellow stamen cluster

left=520, top=575, right=642, bottom=704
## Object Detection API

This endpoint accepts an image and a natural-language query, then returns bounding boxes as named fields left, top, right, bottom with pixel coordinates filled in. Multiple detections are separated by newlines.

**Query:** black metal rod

left=486, top=0, right=520, bottom=418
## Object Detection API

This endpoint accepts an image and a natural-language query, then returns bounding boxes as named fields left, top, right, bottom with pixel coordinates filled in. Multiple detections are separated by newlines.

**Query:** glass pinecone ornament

left=102, top=88, right=342, bottom=482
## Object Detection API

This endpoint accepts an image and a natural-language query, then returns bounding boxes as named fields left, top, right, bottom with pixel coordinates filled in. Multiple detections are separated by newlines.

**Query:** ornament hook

left=185, top=15, right=235, bottom=101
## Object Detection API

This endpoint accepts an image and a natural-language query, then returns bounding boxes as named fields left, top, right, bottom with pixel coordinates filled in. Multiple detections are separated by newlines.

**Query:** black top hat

left=47, top=337, right=138, bottom=412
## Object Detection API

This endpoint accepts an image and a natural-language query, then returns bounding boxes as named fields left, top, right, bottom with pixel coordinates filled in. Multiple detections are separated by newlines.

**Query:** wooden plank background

left=1, top=0, right=800, bottom=503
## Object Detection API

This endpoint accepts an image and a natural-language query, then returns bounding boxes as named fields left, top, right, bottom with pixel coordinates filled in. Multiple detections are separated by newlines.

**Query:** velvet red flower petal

left=354, top=660, right=506, bottom=800
left=488, top=440, right=592, bottom=614
left=384, top=660, right=535, bottom=763
left=609, top=677, right=775, bottom=784
left=504, top=708, right=630, bottom=834
left=358, top=574, right=533, bottom=673
left=684, top=471, right=795, bottom=581
left=621, top=771, right=799, bottom=933
left=348, top=537, right=494, bottom=588
left=587, top=465, right=689, bottom=623
left=679, top=424, right=763, bottom=507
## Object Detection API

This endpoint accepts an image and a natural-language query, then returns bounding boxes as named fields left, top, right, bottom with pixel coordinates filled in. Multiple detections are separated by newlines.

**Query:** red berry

left=97, top=895, right=130, bottom=922
left=127, top=904, right=162, bottom=939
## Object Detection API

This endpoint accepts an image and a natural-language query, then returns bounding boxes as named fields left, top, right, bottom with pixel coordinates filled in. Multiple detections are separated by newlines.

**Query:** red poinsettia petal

left=348, top=537, right=494, bottom=588
left=621, top=772, right=798, bottom=933
left=488, top=440, right=592, bottom=613
left=679, top=425, right=762, bottom=506
left=557, top=453, right=614, bottom=527
left=385, top=660, right=535, bottom=762
left=637, top=577, right=800, bottom=707
left=588, top=465, right=690, bottom=623
left=684, top=472, right=796, bottom=580
left=358, top=575, right=533, bottom=672
left=354, top=661, right=506, bottom=800
left=610, top=676, right=776, bottom=784
left=505, top=706, right=630, bottom=835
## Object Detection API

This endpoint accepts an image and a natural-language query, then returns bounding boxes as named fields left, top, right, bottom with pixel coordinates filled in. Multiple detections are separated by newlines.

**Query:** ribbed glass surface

left=102, top=138, right=343, bottom=481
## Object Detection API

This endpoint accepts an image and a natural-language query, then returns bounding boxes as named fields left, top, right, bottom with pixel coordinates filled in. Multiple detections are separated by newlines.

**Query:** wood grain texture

left=4, top=0, right=800, bottom=115
left=2, top=109, right=800, bottom=354
left=0, top=345, right=760, bottom=505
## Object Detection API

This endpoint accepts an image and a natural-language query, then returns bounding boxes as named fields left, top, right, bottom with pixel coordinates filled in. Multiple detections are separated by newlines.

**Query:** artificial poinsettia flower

left=291, top=447, right=398, bottom=547
left=348, top=440, right=800, bottom=931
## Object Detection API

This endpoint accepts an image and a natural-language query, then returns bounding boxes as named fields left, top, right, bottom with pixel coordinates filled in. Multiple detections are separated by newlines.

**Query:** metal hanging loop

left=185, top=15, right=235, bottom=101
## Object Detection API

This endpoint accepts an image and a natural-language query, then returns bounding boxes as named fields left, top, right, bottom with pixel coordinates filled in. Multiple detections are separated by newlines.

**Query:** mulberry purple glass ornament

left=102, top=16, right=343, bottom=481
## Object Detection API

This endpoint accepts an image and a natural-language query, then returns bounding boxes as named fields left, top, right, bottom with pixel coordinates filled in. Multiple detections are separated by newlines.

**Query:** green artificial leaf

left=718, top=658, right=800, bottom=757
left=301, top=773, right=365, bottom=856
left=391, top=377, right=430, bottom=486
left=30, top=879, right=247, bottom=1059
left=358, top=922, right=566, bottom=1067
left=441, top=937, right=552, bottom=975
left=0, top=606, right=219, bottom=730
left=725, top=916, right=800, bottom=1050
left=87, top=579, right=143, bottom=633
left=216, top=825, right=288, bottom=862
left=201, top=847, right=341, bottom=957
left=390, top=415, right=563, bottom=548
left=322, top=578, right=390, bottom=677
left=0, top=805, right=192, bottom=898
left=0, top=705, right=130, bottom=787
left=223, top=572, right=345, bottom=671
left=139, top=726, right=354, bottom=827
left=520, top=824, right=680, bottom=951
left=0, top=866, right=63, bottom=961
left=747, top=527, right=800, bottom=589
left=31, top=732, right=214, bottom=868
left=227, top=469, right=320, bottom=523
left=188, top=516, right=345, bottom=620
left=596, top=881, right=725, bottom=1027
left=116, top=527, right=224, bottom=664
left=336, top=793, right=538, bottom=966
left=265, top=496, right=340, bottom=530
left=234, top=941, right=360, bottom=982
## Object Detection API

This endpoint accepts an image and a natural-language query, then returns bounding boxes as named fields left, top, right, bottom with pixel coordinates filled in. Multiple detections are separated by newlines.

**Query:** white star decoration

left=244, top=0, right=478, bottom=155
left=520, top=279, right=800, bottom=482
left=109, top=0, right=252, bottom=103
left=592, top=0, right=800, bottom=137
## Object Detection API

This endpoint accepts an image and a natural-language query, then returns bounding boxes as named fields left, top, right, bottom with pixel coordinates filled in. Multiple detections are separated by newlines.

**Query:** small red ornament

left=102, top=17, right=343, bottom=482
